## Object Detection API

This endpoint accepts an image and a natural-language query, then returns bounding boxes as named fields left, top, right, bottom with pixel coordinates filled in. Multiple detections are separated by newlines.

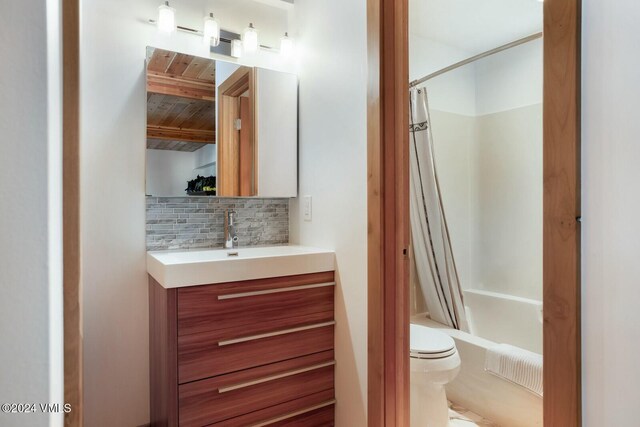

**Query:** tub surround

left=147, top=245, right=336, bottom=288
left=463, top=288, right=542, bottom=354
left=146, top=197, right=289, bottom=251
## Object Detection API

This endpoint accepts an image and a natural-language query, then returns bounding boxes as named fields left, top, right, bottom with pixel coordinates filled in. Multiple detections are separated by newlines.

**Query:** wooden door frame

left=542, top=1, right=582, bottom=425
left=367, top=0, right=410, bottom=425
left=217, top=66, right=256, bottom=197
left=366, top=0, right=582, bottom=426
left=63, top=0, right=82, bottom=425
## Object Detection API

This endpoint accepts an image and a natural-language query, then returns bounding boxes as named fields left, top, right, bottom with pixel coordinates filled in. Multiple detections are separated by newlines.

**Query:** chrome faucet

left=224, top=210, right=239, bottom=249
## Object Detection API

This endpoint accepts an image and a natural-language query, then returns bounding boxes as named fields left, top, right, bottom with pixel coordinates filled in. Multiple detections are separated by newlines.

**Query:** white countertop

left=147, top=245, right=336, bottom=288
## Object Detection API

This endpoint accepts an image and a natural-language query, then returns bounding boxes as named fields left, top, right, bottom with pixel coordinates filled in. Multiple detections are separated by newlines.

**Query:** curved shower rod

left=409, top=32, right=543, bottom=88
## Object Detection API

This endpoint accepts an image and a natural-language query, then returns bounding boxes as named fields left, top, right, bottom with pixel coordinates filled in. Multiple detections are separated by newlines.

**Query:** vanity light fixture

left=157, top=1, right=176, bottom=33
left=148, top=13, right=285, bottom=59
left=242, top=23, right=259, bottom=54
left=231, top=39, right=243, bottom=58
left=203, top=13, right=221, bottom=46
left=280, top=32, right=294, bottom=57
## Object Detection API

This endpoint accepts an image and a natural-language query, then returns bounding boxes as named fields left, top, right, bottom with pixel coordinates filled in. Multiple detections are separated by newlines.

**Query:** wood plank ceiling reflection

left=146, top=48, right=216, bottom=152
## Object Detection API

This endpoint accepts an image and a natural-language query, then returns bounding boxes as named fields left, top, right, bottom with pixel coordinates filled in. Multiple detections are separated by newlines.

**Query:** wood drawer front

left=178, top=352, right=335, bottom=427
left=266, top=404, right=335, bottom=427
left=178, top=321, right=334, bottom=384
left=210, top=394, right=335, bottom=427
left=177, top=271, right=335, bottom=336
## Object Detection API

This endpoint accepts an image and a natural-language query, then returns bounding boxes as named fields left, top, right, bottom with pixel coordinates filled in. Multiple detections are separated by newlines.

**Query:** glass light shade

left=242, top=23, right=259, bottom=54
left=203, top=14, right=220, bottom=46
left=157, top=2, right=176, bottom=33
left=280, top=32, right=294, bottom=57
left=231, top=39, right=243, bottom=58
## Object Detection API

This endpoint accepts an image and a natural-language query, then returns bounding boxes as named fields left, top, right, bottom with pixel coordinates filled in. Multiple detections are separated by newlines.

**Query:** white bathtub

left=464, top=288, right=543, bottom=354
left=411, top=313, right=543, bottom=427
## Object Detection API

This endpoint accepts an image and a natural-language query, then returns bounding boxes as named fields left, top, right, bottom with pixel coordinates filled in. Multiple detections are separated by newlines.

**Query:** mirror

left=145, top=47, right=298, bottom=198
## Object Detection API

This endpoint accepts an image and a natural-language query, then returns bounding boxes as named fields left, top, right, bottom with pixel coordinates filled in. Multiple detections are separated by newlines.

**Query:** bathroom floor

left=449, top=401, right=498, bottom=426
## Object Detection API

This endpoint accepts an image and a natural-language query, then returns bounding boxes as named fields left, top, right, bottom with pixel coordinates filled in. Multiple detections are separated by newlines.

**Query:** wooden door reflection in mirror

left=217, top=66, right=256, bottom=197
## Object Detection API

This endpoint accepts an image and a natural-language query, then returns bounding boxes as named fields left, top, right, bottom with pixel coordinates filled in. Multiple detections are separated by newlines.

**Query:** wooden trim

left=149, top=277, right=178, bottom=426
left=218, top=95, right=241, bottom=195
left=146, top=125, right=215, bottom=144
left=239, top=96, right=254, bottom=196
left=367, top=0, right=410, bottom=425
left=543, top=0, right=582, bottom=426
left=217, top=66, right=255, bottom=197
left=218, top=66, right=252, bottom=96
left=63, top=0, right=82, bottom=425
left=146, top=71, right=215, bottom=101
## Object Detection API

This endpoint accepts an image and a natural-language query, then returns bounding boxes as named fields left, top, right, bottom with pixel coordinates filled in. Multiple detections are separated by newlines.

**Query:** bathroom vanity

left=147, top=246, right=336, bottom=426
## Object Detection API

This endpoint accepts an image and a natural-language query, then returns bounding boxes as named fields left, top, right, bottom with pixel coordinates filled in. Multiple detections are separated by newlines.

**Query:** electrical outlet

left=303, top=195, right=312, bottom=221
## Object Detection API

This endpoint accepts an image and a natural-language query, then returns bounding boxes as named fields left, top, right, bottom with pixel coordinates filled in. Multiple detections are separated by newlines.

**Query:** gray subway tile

left=146, top=196, right=289, bottom=250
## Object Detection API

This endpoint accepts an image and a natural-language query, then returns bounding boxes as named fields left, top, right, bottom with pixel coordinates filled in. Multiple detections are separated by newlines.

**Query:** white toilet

left=410, top=324, right=461, bottom=427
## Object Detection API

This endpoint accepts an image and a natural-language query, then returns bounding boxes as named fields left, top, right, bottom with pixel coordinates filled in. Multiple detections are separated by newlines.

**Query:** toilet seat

left=410, top=324, right=457, bottom=359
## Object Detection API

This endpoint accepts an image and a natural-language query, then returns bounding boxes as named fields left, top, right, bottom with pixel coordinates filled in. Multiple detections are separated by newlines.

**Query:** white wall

left=469, top=42, right=543, bottom=300
left=475, top=39, right=543, bottom=116
left=0, top=0, right=63, bottom=426
left=146, top=149, right=199, bottom=196
left=410, top=33, right=477, bottom=116
left=428, top=108, right=543, bottom=302
left=582, top=1, right=640, bottom=425
left=80, top=1, right=293, bottom=424
left=290, top=0, right=368, bottom=425
left=194, top=143, right=217, bottom=172
left=471, top=105, right=542, bottom=300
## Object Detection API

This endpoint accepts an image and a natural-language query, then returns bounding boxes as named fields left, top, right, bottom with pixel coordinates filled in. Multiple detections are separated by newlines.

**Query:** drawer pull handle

left=248, top=399, right=336, bottom=427
left=218, top=281, right=336, bottom=300
left=218, top=321, right=335, bottom=346
left=218, top=361, right=335, bottom=394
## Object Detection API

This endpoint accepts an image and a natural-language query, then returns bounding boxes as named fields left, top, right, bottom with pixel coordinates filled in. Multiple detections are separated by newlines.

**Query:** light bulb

left=280, top=32, right=294, bottom=57
left=203, top=13, right=220, bottom=46
left=242, top=23, right=259, bottom=54
left=157, top=1, right=176, bottom=33
left=231, top=39, right=243, bottom=58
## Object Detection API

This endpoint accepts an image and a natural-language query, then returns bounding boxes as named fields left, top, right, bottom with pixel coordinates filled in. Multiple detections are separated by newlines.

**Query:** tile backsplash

left=146, top=197, right=289, bottom=251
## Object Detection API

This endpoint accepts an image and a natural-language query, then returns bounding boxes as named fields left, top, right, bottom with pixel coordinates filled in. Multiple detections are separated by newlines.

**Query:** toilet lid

left=410, top=324, right=456, bottom=359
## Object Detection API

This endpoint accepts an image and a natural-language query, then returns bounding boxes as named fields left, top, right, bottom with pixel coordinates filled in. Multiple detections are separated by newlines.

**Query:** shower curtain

left=409, top=87, right=468, bottom=331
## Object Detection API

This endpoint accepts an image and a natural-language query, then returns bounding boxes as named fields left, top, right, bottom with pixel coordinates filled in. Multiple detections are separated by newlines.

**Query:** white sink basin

left=147, top=245, right=335, bottom=288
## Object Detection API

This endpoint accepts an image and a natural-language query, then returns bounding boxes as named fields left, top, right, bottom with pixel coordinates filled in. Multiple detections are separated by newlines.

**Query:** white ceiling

left=409, top=0, right=543, bottom=54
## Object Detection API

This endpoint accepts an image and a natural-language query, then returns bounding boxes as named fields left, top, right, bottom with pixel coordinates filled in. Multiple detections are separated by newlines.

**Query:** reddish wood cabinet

left=149, top=271, right=336, bottom=427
